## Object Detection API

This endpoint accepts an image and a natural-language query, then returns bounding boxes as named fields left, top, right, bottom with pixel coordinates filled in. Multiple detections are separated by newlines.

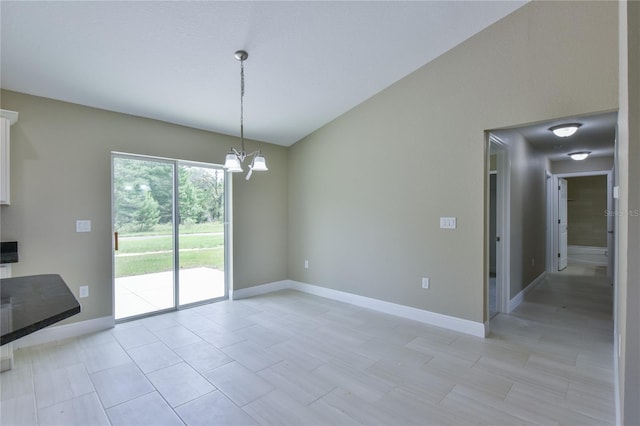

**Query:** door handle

left=114, top=232, right=119, bottom=251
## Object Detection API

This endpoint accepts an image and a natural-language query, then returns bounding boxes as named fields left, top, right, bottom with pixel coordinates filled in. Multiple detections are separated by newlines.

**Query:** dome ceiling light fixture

left=549, top=123, right=582, bottom=138
left=568, top=151, right=591, bottom=161
left=223, top=50, right=268, bottom=181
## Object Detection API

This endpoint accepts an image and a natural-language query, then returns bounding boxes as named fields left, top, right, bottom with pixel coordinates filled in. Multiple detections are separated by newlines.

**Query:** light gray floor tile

left=34, top=363, right=94, bottom=409
left=37, top=392, right=110, bottom=426
left=203, top=361, right=273, bottom=406
left=450, top=384, right=552, bottom=425
left=146, top=362, right=215, bottom=407
left=0, top=366, right=34, bottom=401
left=112, top=324, right=159, bottom=349
left=29, top=341, right=83, bottom=374
left=194, top=326, right=247, bottom=349
left=152, top=325, right=203, bottom=349
left=173, top=341, right=232, bottom=373
left=126, top=341, right=182, bottom=374
left=0, top=394, right=37, bottom=426
left=220, top=340, right=283, bottom=371
left=207, top=312, right=257, bottom=331
left=73, top=331, right=118, bottom=349
left=311, top=359, right=394, bottom=402
left=90, top=362, right=154, bottom=408
left=372, top=386, right=468, bottom=425
left=258, top=360, right=334, bottom=405
left=175, top=390, right=257, bottom=426
left=106, top=391, right=184, bottom=426
left=80, top=341, right=131, bottom=374
left=139, top=314, right=179, bottom=331
left=267, top=338, right=329, bottom=371
left=440, top=386, right=534, bottom=426
left=0, top=263, right=615, bottom=425
left=234, top=324, right=292, bottom=348
left=317, top=387, right=409, bottom=426
left=242, top=390, right=326, bottom=426
left=506, top=383, right=604, bottom=425
left=171, top=310, right=219, bottom=333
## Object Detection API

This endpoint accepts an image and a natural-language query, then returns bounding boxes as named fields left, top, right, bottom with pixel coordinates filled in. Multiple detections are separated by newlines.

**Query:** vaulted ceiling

left=1, top=1, right=527, bottom=146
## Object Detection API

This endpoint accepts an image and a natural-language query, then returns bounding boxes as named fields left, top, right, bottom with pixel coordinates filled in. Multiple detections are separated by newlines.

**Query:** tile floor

left=1, top=263, right=615, bottom=425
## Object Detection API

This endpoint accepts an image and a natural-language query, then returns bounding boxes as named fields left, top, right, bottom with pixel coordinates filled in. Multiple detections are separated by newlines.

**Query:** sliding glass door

left=177, top=164, right=226, bottom=306
left=113, top=154, right=227, bottom=320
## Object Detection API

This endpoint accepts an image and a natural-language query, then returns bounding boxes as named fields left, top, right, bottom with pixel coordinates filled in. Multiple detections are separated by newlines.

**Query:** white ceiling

left=493, top=111, right=617, bottom=161
left=1, top=1, right=527, bottom=146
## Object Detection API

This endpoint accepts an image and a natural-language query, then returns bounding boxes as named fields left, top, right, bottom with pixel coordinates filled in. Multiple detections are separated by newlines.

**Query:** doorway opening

left=548, top=171, right=614, bottom=280
left=487, top=135, right=510, bottom=319
left=112, top=153, right=230, bottom=321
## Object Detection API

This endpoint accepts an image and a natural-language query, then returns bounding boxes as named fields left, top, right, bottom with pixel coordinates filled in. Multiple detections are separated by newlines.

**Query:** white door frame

left=487, top=135, right=511, bottom=318
left=558, top=178, right=569, bottom=271
left=548, top=170, right=613, bottom=274
left=545, top=170, right=554, bottom=272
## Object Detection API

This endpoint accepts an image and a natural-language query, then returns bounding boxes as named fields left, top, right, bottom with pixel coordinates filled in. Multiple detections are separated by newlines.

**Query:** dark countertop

left=0, top=241, right=18, bottom=264
left=1, top=274, right=81, bottom=345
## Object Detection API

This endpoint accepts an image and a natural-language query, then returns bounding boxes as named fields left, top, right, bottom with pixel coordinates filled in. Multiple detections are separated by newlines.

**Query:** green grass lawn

left=115, top=247, right=224, bottom=278
left=115, top=222, right=225, bottom=278
left=118, top=221, right=224, bottom=237
left=117, top=233, right=224, bottom=254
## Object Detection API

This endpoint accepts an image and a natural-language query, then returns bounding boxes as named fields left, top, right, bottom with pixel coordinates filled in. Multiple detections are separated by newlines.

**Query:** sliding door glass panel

left=113, top=156, right=175, bottom=319
left=177, top=164, right=226, bottom=306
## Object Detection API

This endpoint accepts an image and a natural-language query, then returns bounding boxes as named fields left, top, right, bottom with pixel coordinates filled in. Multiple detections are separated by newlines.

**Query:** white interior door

left=558, top=178, right=568, bottom=271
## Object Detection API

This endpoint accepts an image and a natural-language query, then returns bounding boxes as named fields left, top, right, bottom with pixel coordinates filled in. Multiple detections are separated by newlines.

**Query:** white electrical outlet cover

left=76, top=220, right=91, bottom=233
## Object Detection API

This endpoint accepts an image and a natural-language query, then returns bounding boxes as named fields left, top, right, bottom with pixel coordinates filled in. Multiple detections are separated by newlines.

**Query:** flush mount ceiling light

left=549, top=123, right=582, bottom=138
left=223, top=50, right=268, bottom=180
left=568, top=151, right=591, bottom=161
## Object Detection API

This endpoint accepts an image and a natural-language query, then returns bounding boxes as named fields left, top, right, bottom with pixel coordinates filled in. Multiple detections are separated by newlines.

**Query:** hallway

left=490, top=263, right=614, bottom=422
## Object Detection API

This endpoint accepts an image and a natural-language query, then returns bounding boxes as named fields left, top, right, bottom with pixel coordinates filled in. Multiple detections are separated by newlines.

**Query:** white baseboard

left=509, top=272, right=547, bottom=312
left=12, top=316, right=115, bottom=349
left=231, top=280, right=291, bottom=300
left=567, top=245, right=607, bottom=255
left=235, top=279, right=487, bottom=338
left=567, top=245, right=608, bottom=266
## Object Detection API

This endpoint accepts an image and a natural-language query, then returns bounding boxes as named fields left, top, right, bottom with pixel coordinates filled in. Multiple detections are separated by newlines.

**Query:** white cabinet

left=0, top=110, right=18, bottom=205
left=0, top=264, right=11, bottom=278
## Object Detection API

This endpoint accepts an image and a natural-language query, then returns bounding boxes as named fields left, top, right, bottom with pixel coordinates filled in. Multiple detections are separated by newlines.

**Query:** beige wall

left=617, top=1, right=640, bottom=424
left=567, top=175, right=608, bottom=247
left=0, top=90, right=288, bottom=325
left=492, top=132, right=547, bottom=298
left=288, top=1, right=618, bottom=323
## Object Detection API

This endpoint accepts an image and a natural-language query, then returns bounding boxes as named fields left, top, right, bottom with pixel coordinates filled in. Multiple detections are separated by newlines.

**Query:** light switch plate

left=422, top=277, right=430, bottom=289
left=440, top=217, right=457, bottom=229
left=79, top=285, right=89, bottom=298
left=76, top=220, right=91, bottom=233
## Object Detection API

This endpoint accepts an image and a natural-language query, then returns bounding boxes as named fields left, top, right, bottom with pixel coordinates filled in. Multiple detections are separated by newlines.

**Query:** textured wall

left=0, top=91, right=288, bottom=324
left=288, top=1, right=618, bottom=323
left=567, top=175, right=608, bottom=247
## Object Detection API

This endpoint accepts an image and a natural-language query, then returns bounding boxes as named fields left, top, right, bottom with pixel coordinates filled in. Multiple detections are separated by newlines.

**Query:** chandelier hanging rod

left=224, top=50, right=268, bottom=180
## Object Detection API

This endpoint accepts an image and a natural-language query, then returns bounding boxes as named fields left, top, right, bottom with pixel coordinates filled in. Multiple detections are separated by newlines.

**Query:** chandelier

left=223, top=50, right=268, bottom=180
